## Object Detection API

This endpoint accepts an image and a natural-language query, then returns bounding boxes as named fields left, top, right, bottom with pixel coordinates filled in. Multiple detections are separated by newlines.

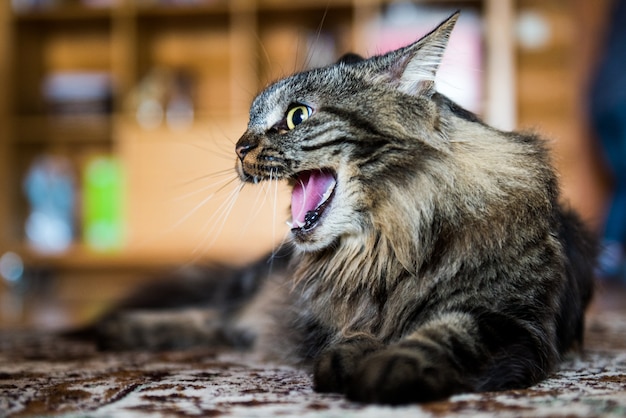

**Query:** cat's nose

left=236, top=143, right=256, bottom=162
left=236, top=135, right=258, bottom=162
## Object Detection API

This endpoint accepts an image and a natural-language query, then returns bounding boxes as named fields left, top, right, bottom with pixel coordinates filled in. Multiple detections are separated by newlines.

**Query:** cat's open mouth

left=287, top=169, right=336, bottom=232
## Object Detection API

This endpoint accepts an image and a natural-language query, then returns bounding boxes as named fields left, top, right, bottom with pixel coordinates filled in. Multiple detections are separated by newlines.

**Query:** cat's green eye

left=286, top=105, right=312, bottom=130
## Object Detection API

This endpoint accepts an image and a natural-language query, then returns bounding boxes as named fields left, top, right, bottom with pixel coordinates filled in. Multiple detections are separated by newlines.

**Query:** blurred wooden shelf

left=135, top=2, right=230, bottom=17
left=19, top=244, right=209, bottom=270
left=12, top=5, right=112, bottom=22
left=14, top=114, right=112, bottom=145
left=258, top=0, right=353, bottom=11
left=0, top=0, right=511, bottom=301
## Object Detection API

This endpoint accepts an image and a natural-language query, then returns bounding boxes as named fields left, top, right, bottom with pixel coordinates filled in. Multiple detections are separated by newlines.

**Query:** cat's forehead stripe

left=249, top=66, right=352, bottom=130
left=250, top=78, right=294, bottom=129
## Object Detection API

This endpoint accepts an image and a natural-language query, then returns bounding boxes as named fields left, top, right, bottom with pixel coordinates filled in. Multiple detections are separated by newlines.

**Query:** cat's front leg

left=312, top=317, right=475, bottom=402
left=313, top=335, right=384, bottom=394
left=345, top=341, right=472, bottom=404
left=315, top=311, right=552, bottom=404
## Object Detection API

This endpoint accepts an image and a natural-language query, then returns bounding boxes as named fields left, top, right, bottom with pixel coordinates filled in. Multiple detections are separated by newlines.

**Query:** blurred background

left=0, top=0, right=614, bottom=329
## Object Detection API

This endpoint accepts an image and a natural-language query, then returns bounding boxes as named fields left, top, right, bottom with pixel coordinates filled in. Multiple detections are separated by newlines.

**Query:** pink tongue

left=291, top=170, right=336, bottom=227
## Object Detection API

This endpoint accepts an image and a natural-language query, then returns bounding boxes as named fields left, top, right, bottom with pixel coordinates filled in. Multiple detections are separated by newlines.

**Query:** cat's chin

left=290, top=227, right=338, bottom=252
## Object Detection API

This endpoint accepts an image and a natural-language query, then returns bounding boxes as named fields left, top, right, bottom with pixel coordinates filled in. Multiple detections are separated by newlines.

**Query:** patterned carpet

left=1, top=285, right=626, bottom=418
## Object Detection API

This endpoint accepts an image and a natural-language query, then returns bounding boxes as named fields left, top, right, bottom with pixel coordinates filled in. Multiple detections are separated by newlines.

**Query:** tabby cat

left=96, top=13, right=596, bottom=404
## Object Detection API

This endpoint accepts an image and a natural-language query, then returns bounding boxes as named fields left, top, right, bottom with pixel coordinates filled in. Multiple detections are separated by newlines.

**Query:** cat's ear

left=337, top=52, right=365, bottom=65
left=374, top=12, right=458, bottom=96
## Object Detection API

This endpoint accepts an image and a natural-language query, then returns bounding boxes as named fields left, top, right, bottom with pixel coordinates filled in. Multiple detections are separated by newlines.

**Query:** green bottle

left=83, top=156, right=125, bottom=252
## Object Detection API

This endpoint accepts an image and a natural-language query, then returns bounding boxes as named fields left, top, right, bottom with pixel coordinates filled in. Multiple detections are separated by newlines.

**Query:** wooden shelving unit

left=1, top=0, right=508, bottom=265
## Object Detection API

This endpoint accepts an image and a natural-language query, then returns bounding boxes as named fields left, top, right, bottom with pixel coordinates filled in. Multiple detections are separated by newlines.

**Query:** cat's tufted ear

left=373, top=12, right=458, bottom=97
left=336, top=52, right=365, bottom=65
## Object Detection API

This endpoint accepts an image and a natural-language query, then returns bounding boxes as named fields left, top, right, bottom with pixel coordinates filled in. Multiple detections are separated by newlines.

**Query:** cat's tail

left=556, top=206, right=597, bottom=354
left=65, top=244, right=294, bottom=350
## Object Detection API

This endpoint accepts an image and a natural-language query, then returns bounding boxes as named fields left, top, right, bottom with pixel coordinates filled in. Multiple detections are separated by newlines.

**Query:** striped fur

left=96, top=13, right=595, bottom=404
left=235, top=13, right=595, bottom=404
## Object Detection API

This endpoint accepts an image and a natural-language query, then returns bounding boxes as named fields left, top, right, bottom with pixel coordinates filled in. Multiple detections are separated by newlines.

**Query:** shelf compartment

left=135, top=1, right=229, bottom=17
left=257, top=6, right=353, bottom=85
left=12, top=4, right=112, bottom=22
left=135, top=14, right=234, bottom=119
left=14, top=114, right=112, bottom=144
left=14, top=19, right=113, bottom=115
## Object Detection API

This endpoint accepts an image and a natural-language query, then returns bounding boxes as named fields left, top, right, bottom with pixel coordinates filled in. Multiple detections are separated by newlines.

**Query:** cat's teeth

left=286, top=220, right=306, bottom=229
left=321, top=182, right=335, bottom=204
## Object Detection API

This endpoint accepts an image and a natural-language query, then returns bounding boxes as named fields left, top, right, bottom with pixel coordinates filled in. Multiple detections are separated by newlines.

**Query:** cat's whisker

left=270, top=168, right=280, bottom=247
left=175, top=168, right=236, bottom=189
left=170, top=190, right=222, bottom=233
left=168, top=121, right=234, bottom=148
left=123, top=168, right=239, bottom=254
left=170, top=175, right=241, bottom=234
left=304, top=3, right=330, bottom=70
left=189, top=180, right=245, bottom=256
left=172, top=174, right=238, bottom=203
left=204, top=181, right=246, bottom=249
left=293, top=29, right=305, bottom=74
left=255, top=31, right=274, bottom=84
left=272, top=229, right=292, bottom=259
left=175, top=168, right=236, bottom=187
left=210, top=124, right=240, bottom=150
left=167, top=133, right=236, bottom=162
left=169, top=138, right=214, bottom=154
left=239, top=177, right=272, bottom=234
left=206, top=139, right=238, bottom=161
left=266, top=229, right=293, bottom=280
left=211, top=149, right=237, bottom=161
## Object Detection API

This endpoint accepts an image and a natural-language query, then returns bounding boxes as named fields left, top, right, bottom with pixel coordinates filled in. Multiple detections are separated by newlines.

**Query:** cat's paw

left=346, top=347, right=464, bottom=404
left=313, top=336, right=383, bottom=394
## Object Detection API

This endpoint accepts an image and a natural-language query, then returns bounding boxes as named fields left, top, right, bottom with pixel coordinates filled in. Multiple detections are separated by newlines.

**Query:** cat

left=93, top=13, right=596, bottom=405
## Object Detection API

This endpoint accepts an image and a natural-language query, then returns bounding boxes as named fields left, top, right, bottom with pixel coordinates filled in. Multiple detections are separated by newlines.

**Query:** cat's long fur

left=94, top=14, right=595, bottom=404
